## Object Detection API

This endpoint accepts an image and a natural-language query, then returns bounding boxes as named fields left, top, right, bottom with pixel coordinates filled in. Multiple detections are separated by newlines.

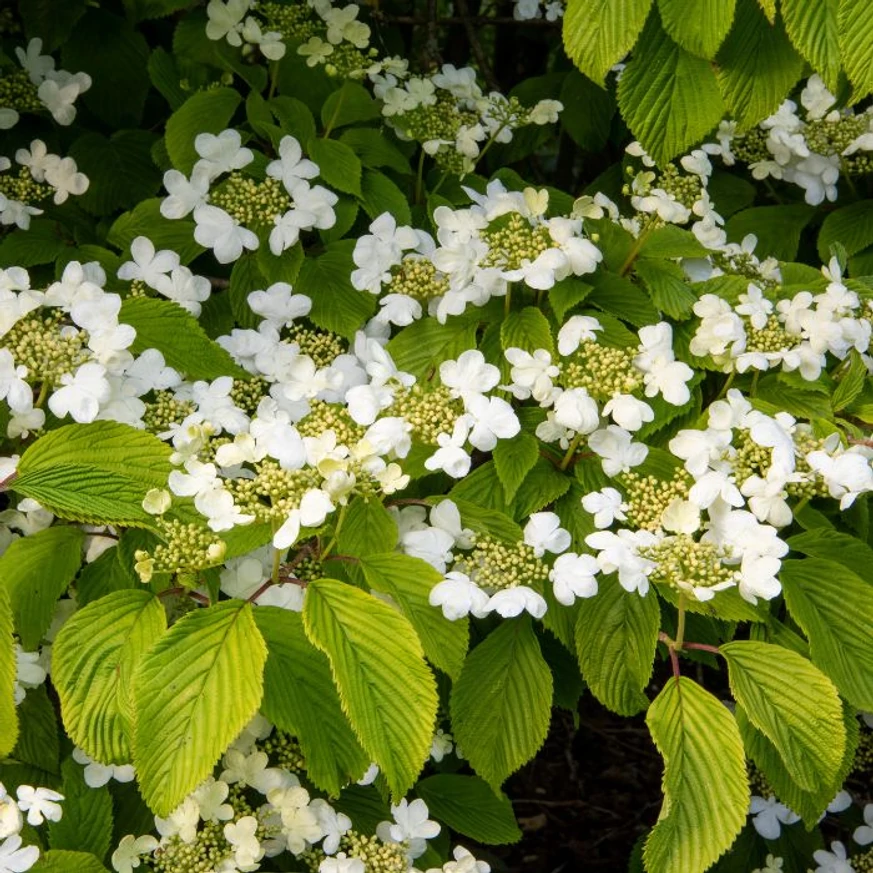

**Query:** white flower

left=854, top=803, right=873, bottom=846
left=0, top=787, right=21, bottom=840
left=503, top=347, right=559, bottom=402
left=748, top=795, right=799, bottom=840
left=557, top=315, right=602, bottom=355
left=43, top=157, right=88, bottom=204
left=15, top=786, right=63, bottom=826
left=440, top=350, right=499, bottom=398
left=193, top=205, right=259, bottom=263
left=161, top=167, right=210, bottom=219
left=205, top=0, right=251, bottom=44
left=193, top=129, right=253, bottom=180
left=486, top=586, right=548, bottom=619
left=48, top=363, right=111, bottom=423
left=155, top=796, right=200, bottom=843
left=266, top=136, right=319, bottom=191
left=588, top=426, right=648, bottom=476
left=463, top=395, right=519, bottom=451
left=38, top=75, right=90, bottom=125
left=111, top=834, right=158, bottom=873
left=117, top=237, right=180, bottom=289
left=602, top=393, right=654, bottom=432
left=553, top=388, right=600, bottom=434
left=310, top=799, right=351, bottom=855
left=267, top=785, right=323, bottom=854
left=71, top=748, right=135, bottom=788
left=813, top=841, right=853, bottom=873
left=377, top=799, right=439, bottom=859
left=523, top=512, right=570, bottom=557
left=15, top=38, right=54, bottom=84
left=582, top=488, right=627, bottom=529
left=585, top=530, right=658, bottom=595
left=550, top=552, right=599, bottom=605
left=319, top=853, right=365, bottom=873
left=224, top=815, right=264, bottom=869
left=429, top=571, right=489, bottom=620
left=0, top=835, right=39, bottom=873
left=0, top=350, right=32, bottom=413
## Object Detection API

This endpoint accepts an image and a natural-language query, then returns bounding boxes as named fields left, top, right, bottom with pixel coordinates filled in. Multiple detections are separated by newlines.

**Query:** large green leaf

left=108, top=198, right=204, bottom=265
left=254, top=608, right=369, bottom=797
left=657, top=0, right=736, bottom=57
left=360, top=552, right=469, bottom=680
left=644, top=678, right=749, bottom=873
left=716, top=0, right=805, bottom=128
left=588, top=271, right=660, bottom=327
left=617, top=13, right=725, bottom=165
left=120, top=297, right=248, bottom=381
left=786, top=528, right=873, bottom=582
left=20, top=0, right=88, bottom=51
left=133, top=601, right=266, bottom=815
left=31, top=852, right=109, bottom=873
left=501, top=307, right=555, bottom=355
left=725, top=205, right=815, bottom=262
left=48, top=758, right=114, bottom=860
left=12, top=686, right=59, bottom=775
left=12, top=422, right=172, bottom=528
left=575, top=580, right=659, bottom=715
left=781, top=558, right=873, bottom=710
left=839, top=0, right=873, bottom=99
left=0, top=588, right=17, bottom=758
left=53, top=590, right=166, bottom=766
left=386, top=313, right=479, bottom=381
left=165, top=88, right=242, bottom=174
left=782, top=0, right=841, bottom=91
left=451, top=617, right=552, bottom=790
left=415, top=774, right=521, bottom=845
left=335, top=498, right=398, bottom=559
left=817, top=200, right=873, bottom=261
left=307, top=138, right=362, bottom=197
left=493, top=432, right=540, bottom=503
left=720, top=641, right=844, bottom=791
left=562, top=0, right=653, bottom=84
left=303, top=579, right=438, bottom=798
left=0, top=526, right=84, bottom=650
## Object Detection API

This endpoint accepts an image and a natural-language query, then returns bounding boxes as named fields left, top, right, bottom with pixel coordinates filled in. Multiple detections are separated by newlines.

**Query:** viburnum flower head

left=193, top=128, right=253, bottom=181
left=377, top=798, right=440, bottom=859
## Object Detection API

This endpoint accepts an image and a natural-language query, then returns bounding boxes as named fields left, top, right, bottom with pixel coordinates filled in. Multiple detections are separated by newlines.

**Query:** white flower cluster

left=0, top=779, right=63, bottom=873
left=705, top=75, right=873, bottom=206
left=0, top=38, right=91, bottom=129
left=205, top=0, right=287, bottom=60
left=513, top=0, right=564, bottom=21
left=160, top=130, right=337, bottom=263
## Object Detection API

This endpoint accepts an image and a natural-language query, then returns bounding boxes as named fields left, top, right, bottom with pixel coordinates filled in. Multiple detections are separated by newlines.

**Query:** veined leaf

left=817, top=200, right=873, bottom=261
left=415, top=774, right=521, bottom=845
left=303, top=579, right=438, bottom=798
left=575, top=580, right=659, bottom=715
left=0, top=525, right=84, bottom=650
left=335, top=498, right=398, bottom=559
left=644, top=677, right=749, bottom=873
left=360, top=552, right=469, bottom=680
left=658, top=0, right=736, bottom=58
left=786, top=528, right=873, bottom=583
left=839, top=0, right=873, bottom=99
left=31, top=851, right=109, bottom=872
left=307, top=138, right=362, bottom=197
left=12, top=686, right=59, bottom=775
left=721, top=641, right=844, bottom=791
left=13, top=422, right=173, bottom=528
left=133, top=601, right=266, bottom=815
left=254, top=607, right=369, bottom=797
left=782, top=0, right=841, bottom=91
left=617, top=12, right=725, bottom=165
left=53, top=590, right=166, bottom=766
left=0, top=588, right=18, bottom=758
left=501, top=307, right=555, bottom=355
left=48, top=757, right=114, bottom=860
left=387, top=313, right=479, bottom=381
left=165, top=87, right=242, bottom=173
left=451, top=617, right=552, bottom=790
left=562, top=0, right=653, bottom=84
left=781, top=558, right=873, bottom=710
left=493, top=432, right=540, bottom=503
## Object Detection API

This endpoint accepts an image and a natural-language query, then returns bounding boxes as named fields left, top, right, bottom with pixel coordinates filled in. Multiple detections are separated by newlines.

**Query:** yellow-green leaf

left=0, top=588, right=18, bottom=758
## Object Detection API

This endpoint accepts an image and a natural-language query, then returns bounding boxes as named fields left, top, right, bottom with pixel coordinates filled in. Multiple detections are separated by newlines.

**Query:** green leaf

left=0, top=220, right=70, bottom=268
left=548, top=277, right=594, bottom=322
left=575, top=581, right=659, bottom=715
left=617, top=13, right=725, bottom=165
left=562, top=0, right=653, bottom=84
left=588, top=271, right=660, bottom=327
left=558, top=71, right=616, bottom=151
left=787, top=528, right=873, bottom=582
left=297, top=245, right=376, bottom=338
left=513, top=458, right=572, bottom=519
left=644, top=678, right=749, bottom=873
left=270, top=96, right=317, bottom=144
left=133, top=601, right=266, bottom=815
left=124, top=0, right=194, bottom=19
left=165, top=88, right=242, bottom=174
left=20, top=0, right=88, bottom=51
left=716, top=0, right=805, bottom=128
left=657, top=0, right=736, bottom=57
left=782, top=0, right=841, bottom=91
left=781, top=558, right=873, bottom=709
left=303, top=579, right=438, bottom=797
left=451, top=617, right=552, bottom=790
left=634, top=259, right=697, bottom=320
left=839, top=0, right=873, bottom=99
left=321, top=81, right=380, bottom=130
left=120, top=297, right=248, bottom=381
left=12, top=686, right=59, bottom=775
left=336, top=498, right=398, bottom=559
left=360, top=171, right=411, bottom=226
left=639, top=225, right=708, bottom=259
left=13, top=422, right=172, bottom=528
left=48, top=758, right=114, bottom=860
left=387, top=313, right=479, bottom=381
left=108, top=198, right=204, bottom=265
left=416, top=775, right=521, bottom=845
left=360, top=553, right=469, bottom=680
left=726, top=204, right=815, bottom=261
left=31, top=851, right=109, bottom=873
left=62, top=9, right=150, bottom=128
left=817, top=200, right=873, bottom=261
left=307, top=138, right=362, bottom=197
left=449, top=461, right=510, bottom=514
left=720, top=641, right=844, bottom=791
left=0, top=526, right=84, bottom=650
left=339, top=128, right=413, bottom=175
left=53, top=590, right=166, bottom=766
left=76, top=546, right=138, bottom=607
left=0, top=589, right=18, bottom=758
left=254, top=608, right=369, bottom=796
left=501, top=306, right=555, bottom=354
left=493, top=432, right=540, bottom=503
left=431, top=497, right=521, bottom=544
left=832, top=350, right=868, bottom=411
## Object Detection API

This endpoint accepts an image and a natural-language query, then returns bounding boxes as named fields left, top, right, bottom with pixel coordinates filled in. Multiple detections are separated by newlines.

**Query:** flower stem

left=320, top=503, right=347, bottom=560
left=559, top=433, right=583, bottom=471
left=675, top=594, right=687, bottom=651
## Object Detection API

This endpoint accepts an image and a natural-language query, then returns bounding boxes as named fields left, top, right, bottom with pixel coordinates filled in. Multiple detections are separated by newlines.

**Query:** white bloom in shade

left=241, top=17, right=286, bottom=59
left=16, top=785, right=63, bottom=826
left=205, top=0, right=250, bottom=44
left=193, top=205, right=259, bottom=263
left=194, top=129, right=253, bottom=180
left=44, top=157, right=89, bottom=204
left=550, top=552, right=599, bottom=605
left=440, top=845, right=492, bottom=873
left=430, top=729, right=454, bottom=763
left=854, top=803, right=873, bottom=845
left=603, top=393, right=654, bottom=432
left=267, top=785, right=322, bottom=854
left=487, top=586, right=548, bottom=619
left=15, top=38, right=54, bottom=84
left=588, top=426, right=648, bottom=476
left=72, top=748, right=134, bottom=788
left=156, top=796, right=200, bottom=843
left=111, top=834, right=159, bottom=873
left=463, top=395, right=520, bottom=451
left=749, top=796, right=799, bottom=840
left=161, top=166, right=211, bottom=219
left=225, top=816, right=264, bottom=869
left=0, top=109, right=18, bottom=130
left=377, top=799, right=440, bottom=859
left=310, top=799, right=351, bottom=855
left=812, top=841, right=853, bottom=873
left=266, top=136, right=319, bottom=191
left=38, top=75, right=90, bottom=125
left=320, top=853, right=365, bottom=873
left=429, top=571, right=489, bottom=620
left=117, top=236, right=180, bottom=289
left=0, top=835, right=39, bottom=873
left=192, top=777, right=233, bottom=823
left=0, top=349, right=32, bottom=413
left=440, top=350, right=499, bottom=398
left=48, top=363, right=110, bottom=423
left=0, top=787, right=21, bottom=840
left=553, top=387, right=600, bottom=434
left=557, top=314, right=602, bottom=355
left=524, top=512, right=570, bottom=557
left=741, top=472, right=793, bottom=528
left=582, top=488, right=627, bottom=529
